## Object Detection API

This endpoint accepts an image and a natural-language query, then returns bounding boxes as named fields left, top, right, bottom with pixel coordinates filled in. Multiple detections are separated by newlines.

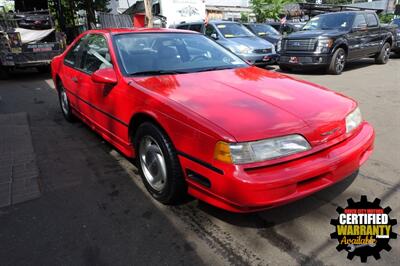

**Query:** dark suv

left=391, top=18, right=400, bottom=55
left=278, top=11, right=396, bottom=74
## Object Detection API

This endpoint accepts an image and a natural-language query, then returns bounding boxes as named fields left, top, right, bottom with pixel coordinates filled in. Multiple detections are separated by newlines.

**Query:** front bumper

left=279, top=52, right=332, bottom=67
left=241, top=53, right=279, bottom=65
left=179, top=122, right=374, bottom=212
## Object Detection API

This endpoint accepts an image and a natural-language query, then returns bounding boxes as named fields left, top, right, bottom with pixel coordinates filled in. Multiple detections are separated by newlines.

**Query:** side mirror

left=92, top=67, right=117, bottom=85
left=353, top=23, right=367, bottom=31
left=210, top=33, right=218, bottom=40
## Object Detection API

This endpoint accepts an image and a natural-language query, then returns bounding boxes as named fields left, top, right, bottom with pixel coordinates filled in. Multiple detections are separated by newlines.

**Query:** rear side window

left=176, top=24, right=189, bottom=30
left=365, top=13, right=378, bottom=27
left=189, top=24, right=203, bottom=33
left=353, top=14, right=367, bottom=27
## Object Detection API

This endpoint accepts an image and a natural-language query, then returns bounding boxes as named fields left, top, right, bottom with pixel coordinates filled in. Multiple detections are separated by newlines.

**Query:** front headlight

left=345, top=107, right=362, bottom=133
left=276, top=39, right=282, bottom=52
left=233, top=44, right=252, bottom=54
left=214, top=134, right=311, bottom=164
left=316, top=38, right=333, bottom=53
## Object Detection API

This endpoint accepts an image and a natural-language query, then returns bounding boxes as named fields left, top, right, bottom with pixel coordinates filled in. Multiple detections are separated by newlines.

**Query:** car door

left=365, top=13, right=381, bottom=55
left=348, top=13, right=368, bottom=60
left=61, top=36, right=87, bottom=110
left=75, top=34, right=124, bottom=136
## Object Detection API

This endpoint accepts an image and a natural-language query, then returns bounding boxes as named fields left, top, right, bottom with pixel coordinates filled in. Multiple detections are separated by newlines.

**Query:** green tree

left=240, top=12, right=249, bottom=22
left=251, top=0, right=295, bottom=22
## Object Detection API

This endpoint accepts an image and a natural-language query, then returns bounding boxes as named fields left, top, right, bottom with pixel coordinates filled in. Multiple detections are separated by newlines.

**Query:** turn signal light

left=214, top=141, right=232, bottom=164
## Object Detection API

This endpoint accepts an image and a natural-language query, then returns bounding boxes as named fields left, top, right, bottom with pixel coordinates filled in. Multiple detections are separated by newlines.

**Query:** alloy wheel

left=335, top=50, right=345, bottom=73
left=60, top=85, right=70, bottom=115
left=139, top=136, right=167, bottom=192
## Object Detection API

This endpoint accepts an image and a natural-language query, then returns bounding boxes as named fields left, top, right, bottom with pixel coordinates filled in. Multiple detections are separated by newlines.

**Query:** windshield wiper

left=128, top=70, right=189, bottom=76
left=191, top=66, right=237, bottom=73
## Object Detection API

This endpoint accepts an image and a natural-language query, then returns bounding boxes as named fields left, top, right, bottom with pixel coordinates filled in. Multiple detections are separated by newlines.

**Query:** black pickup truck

left=278, top=11, right=397, bottom=74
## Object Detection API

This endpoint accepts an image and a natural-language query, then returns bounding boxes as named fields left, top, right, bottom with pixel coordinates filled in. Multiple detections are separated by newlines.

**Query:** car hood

left=223, top=36, right=273, bottom=49
left=131, top=67, right=356, bottom=144
left=287, top=29, right=347, bottom=39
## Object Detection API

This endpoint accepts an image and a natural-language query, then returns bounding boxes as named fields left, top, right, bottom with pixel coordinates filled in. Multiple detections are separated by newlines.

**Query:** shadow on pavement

left=0, top=77, right=206, bottom=266
left=196, top=171, right=358, bottom=229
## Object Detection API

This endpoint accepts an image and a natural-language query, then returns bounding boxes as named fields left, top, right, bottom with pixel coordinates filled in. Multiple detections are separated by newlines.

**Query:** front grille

left=284, top=39, right=316, bottom=51
left=253, top=48, right=272, bottom=54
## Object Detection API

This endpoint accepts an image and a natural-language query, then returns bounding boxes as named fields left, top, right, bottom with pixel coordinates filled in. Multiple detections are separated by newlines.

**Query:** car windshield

left=391, top=19, right=400, bottom=27
left=216, top=23, right=254, bottom=38
left=250, top=24, right=280, bottom=36
left=303, top=13, right=353, bottom=31
left=113, top=33, right=248, bottom=76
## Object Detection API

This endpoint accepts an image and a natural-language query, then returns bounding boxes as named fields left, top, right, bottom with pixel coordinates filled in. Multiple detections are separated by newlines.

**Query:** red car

left=51, top=28, right=374, bottom=212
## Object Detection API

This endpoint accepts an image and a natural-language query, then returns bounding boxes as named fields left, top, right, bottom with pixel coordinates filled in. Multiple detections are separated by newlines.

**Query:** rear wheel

left=279, top=64, right=292, bottom=72
left=37, top=65, right=51, bottom=73
left=375, top=42, right=391, bottom=64
left=134, top=122, right=186, bottom=204
left=0, top=67, right=10, bottom=80
left=327, top=48, right=346, bottom=75
left=58, top=81, right=74, bottom=122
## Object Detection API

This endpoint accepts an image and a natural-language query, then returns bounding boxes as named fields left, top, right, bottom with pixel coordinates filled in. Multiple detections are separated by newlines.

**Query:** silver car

left=176, top=21, right=278, bottom=66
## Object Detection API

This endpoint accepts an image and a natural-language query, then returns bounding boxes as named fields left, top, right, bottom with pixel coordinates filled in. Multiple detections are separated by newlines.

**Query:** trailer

left=0, top=6, right=66, bottom=79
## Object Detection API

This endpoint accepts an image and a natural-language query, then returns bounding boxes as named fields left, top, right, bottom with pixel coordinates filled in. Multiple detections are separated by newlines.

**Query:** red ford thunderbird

left=51, top=28, right=374, bottom=212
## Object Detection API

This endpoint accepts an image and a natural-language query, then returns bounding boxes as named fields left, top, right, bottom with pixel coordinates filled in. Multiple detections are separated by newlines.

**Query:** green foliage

left=251, top=0, right=295, bottom=22
left=240, top=12, right=249, bottom=22
left=379, top=13, right=395, bottom=24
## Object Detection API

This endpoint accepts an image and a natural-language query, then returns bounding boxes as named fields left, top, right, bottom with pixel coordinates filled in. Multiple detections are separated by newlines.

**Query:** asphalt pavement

left=0, top=56, right=399, bottom=266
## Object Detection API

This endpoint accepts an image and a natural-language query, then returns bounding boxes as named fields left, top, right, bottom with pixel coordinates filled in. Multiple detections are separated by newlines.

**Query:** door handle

left=71, top=77, right=78, bottom=83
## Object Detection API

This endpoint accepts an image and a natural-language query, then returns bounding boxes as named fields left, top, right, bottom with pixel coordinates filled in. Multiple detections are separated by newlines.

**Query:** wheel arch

left=333, top=42, right=348, bottom=56
left=128, top=112, right=170, bottom=145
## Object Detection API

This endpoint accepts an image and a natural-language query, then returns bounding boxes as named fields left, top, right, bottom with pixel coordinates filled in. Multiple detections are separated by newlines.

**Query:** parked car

left=278, top=11, right=397, bottom=74
left=51, top=28, right=374, bottom=212
left=266, top=21, right=305, bottom=35
left=175, top=21, right=278, bottom=66
left=390, top=18, right=400, bottom=55
left=243, top=23, right=282, bottom=48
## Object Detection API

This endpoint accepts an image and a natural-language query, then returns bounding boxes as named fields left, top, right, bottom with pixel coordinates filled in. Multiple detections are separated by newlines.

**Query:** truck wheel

left=37, top=65, right=51, bottom=73
left=279, top=64, right=292, bottom=72
left=327, top=48, right=346, bottom=75
left=375, top=42, right=391, bottom=64
left=134, top=122, right=187, bottom=204
left=0, top=67, right=10, bottom=80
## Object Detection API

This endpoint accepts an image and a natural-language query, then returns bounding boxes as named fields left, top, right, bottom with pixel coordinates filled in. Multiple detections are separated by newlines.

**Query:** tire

left=134, top=122, right=186, bottom=204
left=375, top=42, right=391, bottom=64
left=58, top=81, right=75, bottom=122
left=37, top=65, right=51, bottom=73
left=279, top=64, right=292, bottom=72
left=0, top=67, right=10, bottom=80
left=327, top=48, right=346, bottom=75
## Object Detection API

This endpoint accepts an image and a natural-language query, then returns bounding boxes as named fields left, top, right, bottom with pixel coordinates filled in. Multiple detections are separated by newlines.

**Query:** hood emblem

left=321, top=127, right=340, bottom=136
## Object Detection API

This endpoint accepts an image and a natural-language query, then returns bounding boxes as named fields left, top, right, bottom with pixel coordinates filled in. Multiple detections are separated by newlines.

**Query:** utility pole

left=143, top=0, right=153, bottom=27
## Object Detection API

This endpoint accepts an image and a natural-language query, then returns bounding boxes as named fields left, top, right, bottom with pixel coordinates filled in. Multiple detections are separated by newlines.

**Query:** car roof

left=83, top=27, right=198, bottom=35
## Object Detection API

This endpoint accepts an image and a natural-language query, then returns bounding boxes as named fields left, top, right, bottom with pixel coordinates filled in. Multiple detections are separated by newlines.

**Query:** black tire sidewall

left=134, top=122, right=185, bottom=204
left=328, top=48, right=345, bottom=75
left=376, top=43, right=390, bottom=64
left=58, top=82, right=74, bottom=122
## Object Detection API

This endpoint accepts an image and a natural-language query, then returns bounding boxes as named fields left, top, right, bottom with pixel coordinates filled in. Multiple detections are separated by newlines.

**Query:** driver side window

left=79, top=34, right=112, bottom=74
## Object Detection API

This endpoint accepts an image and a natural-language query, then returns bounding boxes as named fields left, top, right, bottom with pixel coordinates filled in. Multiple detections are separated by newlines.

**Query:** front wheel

left=327, top=48, right=346, bottom=75
left=134, top=122, right=186, bottom=204
left=375, top=42, right=391, bottom=64
left=58, top=82, right=74, bottom=122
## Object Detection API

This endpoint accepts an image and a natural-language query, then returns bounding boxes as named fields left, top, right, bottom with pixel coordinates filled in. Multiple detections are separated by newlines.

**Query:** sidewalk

left=0, top=112, right=40, bottom=208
